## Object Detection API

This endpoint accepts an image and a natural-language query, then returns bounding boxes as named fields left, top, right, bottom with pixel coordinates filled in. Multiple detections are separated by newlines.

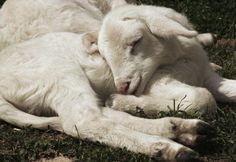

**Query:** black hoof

left=196, top=122, right=216, bottom=136
left=195, top=135, right=209, bottom=145
left=176, top=150, right=201, bottom=162
left=152, top=150, right=164, bottom=161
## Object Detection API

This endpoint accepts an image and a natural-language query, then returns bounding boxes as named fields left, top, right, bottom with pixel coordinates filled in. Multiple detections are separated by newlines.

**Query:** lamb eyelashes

left=129, top=37, right=143, bottom=54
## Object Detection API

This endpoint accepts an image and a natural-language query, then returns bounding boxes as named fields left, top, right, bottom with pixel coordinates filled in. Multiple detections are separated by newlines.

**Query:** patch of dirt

left=217, top=38, right=236, bottom=46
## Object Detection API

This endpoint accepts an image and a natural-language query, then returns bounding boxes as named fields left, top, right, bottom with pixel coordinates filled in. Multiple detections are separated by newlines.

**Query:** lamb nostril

left=117, top=81, right=130, bottom=94
left=124, top=82, right=130, bottom=92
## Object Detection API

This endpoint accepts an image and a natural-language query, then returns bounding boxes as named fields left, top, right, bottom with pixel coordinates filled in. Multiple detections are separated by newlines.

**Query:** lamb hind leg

left=102, top=107, right=215, bottom=147
left=0, top=97, right=62, bottom=131
left=78, top=116, right=201, bottom=161
left=57, top=104, right=200, bottom=161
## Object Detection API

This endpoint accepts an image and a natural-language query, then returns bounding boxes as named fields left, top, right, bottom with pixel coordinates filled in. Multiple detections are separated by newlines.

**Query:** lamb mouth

left=127, top=75, right=141, bottom=95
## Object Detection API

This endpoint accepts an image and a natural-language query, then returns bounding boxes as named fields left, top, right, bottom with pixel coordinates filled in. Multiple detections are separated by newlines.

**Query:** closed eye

left=130, top=37, right=143, bottom=54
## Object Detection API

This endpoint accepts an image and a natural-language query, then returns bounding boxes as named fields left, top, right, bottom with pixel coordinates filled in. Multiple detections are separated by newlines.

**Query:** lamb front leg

left=106, top=78, right=217, bottom=118
left=106, top=94, right=175, bottom=116
left=61, top=108, right=201, bottom=162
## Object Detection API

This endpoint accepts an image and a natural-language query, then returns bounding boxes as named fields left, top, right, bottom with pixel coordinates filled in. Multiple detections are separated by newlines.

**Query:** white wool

left=0, top=1, right=235, bottom=161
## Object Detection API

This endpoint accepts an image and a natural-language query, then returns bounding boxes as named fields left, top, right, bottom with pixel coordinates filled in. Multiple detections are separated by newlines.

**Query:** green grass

left=0, top=0, right=236, bottom=162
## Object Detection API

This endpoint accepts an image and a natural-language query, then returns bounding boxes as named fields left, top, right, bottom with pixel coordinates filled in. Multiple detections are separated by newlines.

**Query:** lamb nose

left=118, top=82, right=130, bottom=94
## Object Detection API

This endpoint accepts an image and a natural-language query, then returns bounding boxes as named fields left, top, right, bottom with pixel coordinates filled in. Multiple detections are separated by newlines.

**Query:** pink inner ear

left=82, top=32, right=99, bottom=54
left=89, top=43, right=99, bottom=54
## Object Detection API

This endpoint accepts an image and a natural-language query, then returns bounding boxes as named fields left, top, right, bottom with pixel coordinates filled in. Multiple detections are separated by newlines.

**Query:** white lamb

left=98, top=4, right=236, bottom=116
left=0, top=32, right=214, bottom=162
left=0, top=0, right=234, bottom=161
left=0, top=0, right=224, bottom=116
left=0, top=0, right=133, bottom=49
left=0, top=0, right=210, bottom=51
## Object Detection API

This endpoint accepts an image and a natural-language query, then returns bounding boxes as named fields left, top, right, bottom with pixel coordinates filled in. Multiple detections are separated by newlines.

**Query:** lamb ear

left=82, top=31, right=99, bottom=54
left=144, top=15, right=198, bottom=38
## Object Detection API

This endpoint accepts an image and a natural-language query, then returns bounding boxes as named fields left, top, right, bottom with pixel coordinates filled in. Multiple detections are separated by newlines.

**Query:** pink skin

left=116, top=75, right=141, bottom=94
left=117, top=82, right=130, bottom=94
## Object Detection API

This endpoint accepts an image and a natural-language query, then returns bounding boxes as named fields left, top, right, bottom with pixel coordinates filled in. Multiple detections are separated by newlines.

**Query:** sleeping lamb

left=0, top=32, right=214, bottom=162
left=0, top=0, right=235, bottom=161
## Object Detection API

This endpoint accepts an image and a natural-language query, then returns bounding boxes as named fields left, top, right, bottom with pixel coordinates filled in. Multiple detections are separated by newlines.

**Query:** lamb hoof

left=176, top=150, right=201, bottom=162
left=196, top=122, right=216, bottom=137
